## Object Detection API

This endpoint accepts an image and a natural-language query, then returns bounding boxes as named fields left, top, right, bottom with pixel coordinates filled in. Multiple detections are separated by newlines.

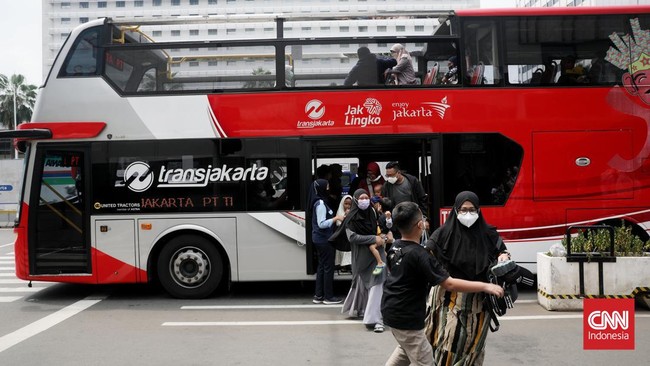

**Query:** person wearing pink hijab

left=358, top=162, right=385, bottom=196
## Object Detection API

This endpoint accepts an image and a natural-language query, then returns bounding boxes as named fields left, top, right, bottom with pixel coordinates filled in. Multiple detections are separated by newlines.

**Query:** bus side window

left=462, top=20, right=499, bottom=85
left=60, top=27, right=101, bottom=77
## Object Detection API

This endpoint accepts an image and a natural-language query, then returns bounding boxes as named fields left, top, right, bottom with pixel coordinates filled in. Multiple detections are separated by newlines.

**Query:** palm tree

left=0, top=74, right=38, bottom=130
left=243, top=67, right=275, bottom=89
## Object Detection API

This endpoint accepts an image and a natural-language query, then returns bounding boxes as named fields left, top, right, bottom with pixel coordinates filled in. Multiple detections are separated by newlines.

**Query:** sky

left=0, top=1, right=43, bottom=86
left=0, top=0, right=514, bottom=88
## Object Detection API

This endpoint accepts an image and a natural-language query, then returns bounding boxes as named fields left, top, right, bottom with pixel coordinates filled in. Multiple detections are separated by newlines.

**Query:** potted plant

left=537, top=221, right=650, bottom=311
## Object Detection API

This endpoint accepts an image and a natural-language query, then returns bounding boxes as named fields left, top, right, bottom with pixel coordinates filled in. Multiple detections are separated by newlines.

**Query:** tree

left=0, top=74, right=38, bottom=130
left=242, top=67, right=275, bottom=89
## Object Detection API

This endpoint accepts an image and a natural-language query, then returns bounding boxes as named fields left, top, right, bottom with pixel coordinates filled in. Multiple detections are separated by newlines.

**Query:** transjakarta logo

left=298, top=99, right=334, bottom=128
left=305, top=99, right=325, bottom=119
left=583, top=298, right=635, bottom=350
left=124, top=161, right=269, bottom=192
left=124, top=162, right=154, bottom=192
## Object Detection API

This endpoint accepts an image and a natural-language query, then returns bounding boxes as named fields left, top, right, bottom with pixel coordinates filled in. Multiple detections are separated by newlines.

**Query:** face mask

left=357, top=199, right=370, bottom=210
left=386, top=176, right=398, bottom=184
left=457, top=212, right=479, bottom=228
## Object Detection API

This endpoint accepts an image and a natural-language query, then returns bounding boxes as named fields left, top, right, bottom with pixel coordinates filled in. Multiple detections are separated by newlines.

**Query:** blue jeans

left=314, top=241, right=336, bottom=300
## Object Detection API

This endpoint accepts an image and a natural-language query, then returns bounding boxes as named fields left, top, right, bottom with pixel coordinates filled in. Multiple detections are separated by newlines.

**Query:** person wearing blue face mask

left=341, top=189, right=387, bottom=333
left=423, top=191, right=510, bottom=366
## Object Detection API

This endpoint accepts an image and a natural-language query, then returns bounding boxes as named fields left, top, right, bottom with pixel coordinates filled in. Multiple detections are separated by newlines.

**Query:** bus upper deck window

left=60, top=27, right=101, bottom=77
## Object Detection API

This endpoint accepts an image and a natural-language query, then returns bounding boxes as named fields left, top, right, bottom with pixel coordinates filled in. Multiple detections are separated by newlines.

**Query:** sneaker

left=374, top=324, right=385, bottom=333
left=312, top=296, right=324, bottom=304
left=323, top=297, right=343, bottom=305
left=372, top=264, right=385, bottom=276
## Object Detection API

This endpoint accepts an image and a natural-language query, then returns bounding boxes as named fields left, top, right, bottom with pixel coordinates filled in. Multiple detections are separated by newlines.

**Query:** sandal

left=372, top=264, right=385, bottom=275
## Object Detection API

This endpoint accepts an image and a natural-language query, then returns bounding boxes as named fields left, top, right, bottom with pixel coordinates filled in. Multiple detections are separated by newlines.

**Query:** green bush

left=561, top=222, right=646, bottom=257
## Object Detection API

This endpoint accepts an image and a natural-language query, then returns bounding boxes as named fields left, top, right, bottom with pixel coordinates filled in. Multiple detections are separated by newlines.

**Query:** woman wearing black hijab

left=424, top=191, right=510, bottom=366
left=341, top=188, right=389, bottom=333
left=310, top=179, right=344, bottom=305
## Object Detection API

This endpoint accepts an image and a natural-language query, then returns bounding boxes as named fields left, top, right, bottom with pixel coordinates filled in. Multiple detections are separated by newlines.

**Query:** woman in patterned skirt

left=424, top=191, right=510, bottom=365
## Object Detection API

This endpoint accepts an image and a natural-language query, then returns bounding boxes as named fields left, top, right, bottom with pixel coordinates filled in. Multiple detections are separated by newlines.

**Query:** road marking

left=0, top=273, right=16, bottom=277
left=181, top=304, right=343, bottom=310
left=0, top=279, right=29, bottom=284
left=0, top=287, right=43, bottom=293
left=0, top=296, right=104, bottom=353
left=163, top=320, right=362, bottom=327
left=0, top=261, right=14, bottom=265
left=0, top=243, right=13, bottom=248
left=0, top=267, right=14, bottom=271
left=500, top=314, right=650, bottom=320
left=515, top=300, right=538, bottom=304
left=0, top=296, right=21, bottom=303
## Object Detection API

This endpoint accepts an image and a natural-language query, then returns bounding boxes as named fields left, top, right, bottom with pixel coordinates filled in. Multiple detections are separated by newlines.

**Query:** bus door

left=30, top=145, right=91, bottom=275
left=306, top=135, right=441, bottom=272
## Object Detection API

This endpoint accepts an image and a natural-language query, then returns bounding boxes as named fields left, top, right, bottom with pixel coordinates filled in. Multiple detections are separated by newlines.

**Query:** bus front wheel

left=157, top=234, right=223, bottom=299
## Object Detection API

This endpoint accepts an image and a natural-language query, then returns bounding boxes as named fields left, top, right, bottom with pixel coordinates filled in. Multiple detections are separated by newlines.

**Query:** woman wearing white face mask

left=340, top=189, right=387, bottom=333
left=423, top=191, right=510, bottom=366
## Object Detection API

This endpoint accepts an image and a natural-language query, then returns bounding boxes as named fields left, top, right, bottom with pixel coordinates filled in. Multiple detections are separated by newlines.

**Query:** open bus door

left=30, top=144, right=92, bottom=275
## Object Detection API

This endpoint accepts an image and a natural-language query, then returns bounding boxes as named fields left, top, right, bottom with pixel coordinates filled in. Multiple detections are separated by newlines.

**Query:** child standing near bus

left=371, top=196, right=393, bottom=275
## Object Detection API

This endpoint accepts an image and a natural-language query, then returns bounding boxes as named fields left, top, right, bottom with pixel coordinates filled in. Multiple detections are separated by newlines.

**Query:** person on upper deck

left=384, top=44, right=418, bottom=85
left=344, top=47, right=397, bottom=86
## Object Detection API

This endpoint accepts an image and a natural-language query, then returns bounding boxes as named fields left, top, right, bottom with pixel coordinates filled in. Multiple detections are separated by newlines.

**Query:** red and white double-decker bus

left=1, top=6, right=648, bottom=298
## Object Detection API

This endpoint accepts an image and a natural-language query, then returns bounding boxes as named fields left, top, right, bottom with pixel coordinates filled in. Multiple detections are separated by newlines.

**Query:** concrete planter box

left=537, top=252, right=650, bottom=311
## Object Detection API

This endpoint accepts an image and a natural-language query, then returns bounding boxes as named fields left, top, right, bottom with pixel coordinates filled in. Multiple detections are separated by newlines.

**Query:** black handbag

left=328, top=224, right=351, bottom=252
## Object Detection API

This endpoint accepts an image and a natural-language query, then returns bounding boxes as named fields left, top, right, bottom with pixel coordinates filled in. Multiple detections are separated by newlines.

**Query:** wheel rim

left=168, top=246, right=211, bottom=289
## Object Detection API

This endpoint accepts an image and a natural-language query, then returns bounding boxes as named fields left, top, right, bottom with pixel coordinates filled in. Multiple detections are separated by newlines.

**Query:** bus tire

left=157, top=234, right=223, bottom=299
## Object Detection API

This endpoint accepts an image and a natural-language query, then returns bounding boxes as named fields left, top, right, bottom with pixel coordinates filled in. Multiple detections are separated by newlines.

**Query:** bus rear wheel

left=157, top=234, right=223, bottom=299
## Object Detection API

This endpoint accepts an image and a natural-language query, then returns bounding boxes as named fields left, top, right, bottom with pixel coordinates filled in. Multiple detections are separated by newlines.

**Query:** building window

left=245, top=28, right=255, bottom=33
left=208, top=29, right=218, bottom=35
left=415, top=25, right=424, bottom=32
left=377, top=26, right=387, bottom=32
left=208, top=60, right=218, bottom=66
left=152, top=30, right=162, bottom=37
left=79, top=2, right=89, bottom=8
left=116, top=1, right=125, bottom=8
left=209, top=0, right=218, bottom=4
left=61, top=18, right=71, bottom=25
left=135, top=1, right=144, bottom=7
left=61, top=2, right=71, bottom=9
left=190, top=29, right=199, bottom=36
left=80, top=17, right=89, bottom=24
left=152, top=0, right=162, bottom=6
left=171, top=0, right=180, bottom=5
left=339, top=26, right=349, bottom=32
left=98, top=1, right=107, bottom=8
left=190, top=0, right=199, bottom=4
left=189, top=61, right=200, bottom=67
left=358, top=26, right=368, bottom=32
left=320, top=26, right=330, bottom=31
left=171, top=30, right=181, bottom=37
left=227, top=29, right=236, bottom=34
left=396, top=26, right=406, bottom=32
left=302, top=27, right=311, bottom=32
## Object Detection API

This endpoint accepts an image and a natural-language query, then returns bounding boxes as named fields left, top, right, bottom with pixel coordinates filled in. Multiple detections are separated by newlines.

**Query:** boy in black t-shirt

left=381, top=202, right=504, bottom=366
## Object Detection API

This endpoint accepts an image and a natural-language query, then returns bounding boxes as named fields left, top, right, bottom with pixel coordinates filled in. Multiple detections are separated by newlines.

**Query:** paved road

left=1, top=229, right=648, bottom=365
